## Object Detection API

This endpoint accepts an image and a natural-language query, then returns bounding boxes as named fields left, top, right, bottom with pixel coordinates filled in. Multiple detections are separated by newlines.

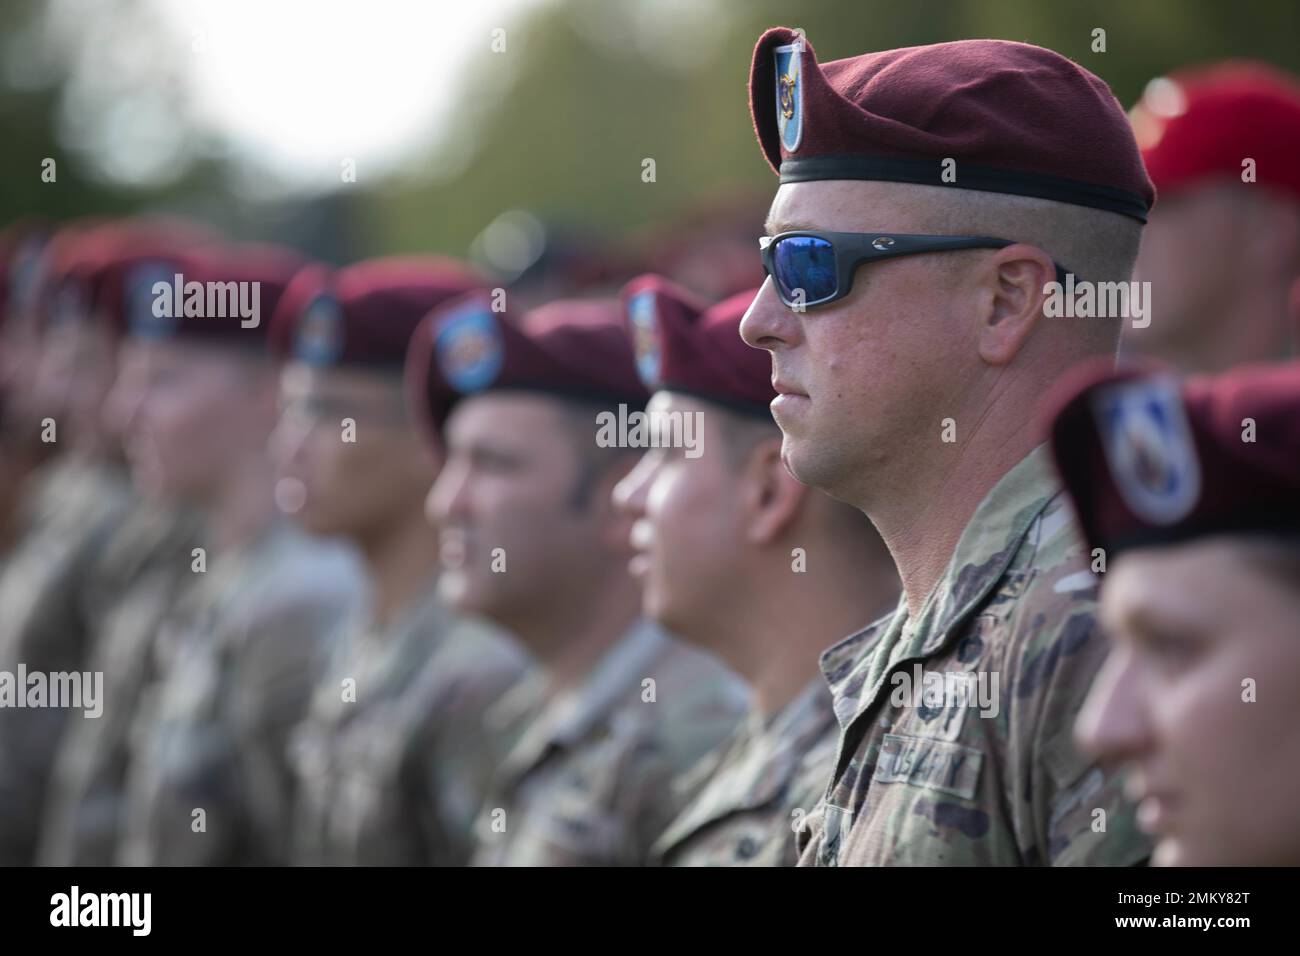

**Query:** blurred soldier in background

left=407, top=293, right=747, bottom=866
left=632, top=194, right=770, bottom=303
left=612, top=278, right=898, bottom=866
left=114, top=242, right=364, bottom=866
left=1126, top=62, right=1300, bottom=371
left=467, top=211, right=640, bottom=311
left=0, top=221, right=49, bottom=559
left=0, top=219, right=211, bottom=865
left=1049, top=359, right=1300, bottom=865
left=740, top=30, right=1153, bottom=865
left=269, top=257, right=529, bottom=866
left=36, top=230, right=212, bottom=865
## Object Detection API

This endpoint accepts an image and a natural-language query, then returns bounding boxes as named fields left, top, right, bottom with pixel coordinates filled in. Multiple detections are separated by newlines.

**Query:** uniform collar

left=655, top=677, right=836, bottom=853
left=340, top=578, right=449, bottom=690
left=822, top=444, right=1062, bottom=728
left=534, top=618, right=667, bottom=748
left=489, top=619, right=669, bottom=786
left=908, top=444, right=1061, bottom=657
left=820, top=604, right=904, bottom=730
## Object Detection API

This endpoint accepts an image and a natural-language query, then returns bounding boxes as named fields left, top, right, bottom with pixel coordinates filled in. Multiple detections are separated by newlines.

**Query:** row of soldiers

left=0, top=32, right=1298, bottom=867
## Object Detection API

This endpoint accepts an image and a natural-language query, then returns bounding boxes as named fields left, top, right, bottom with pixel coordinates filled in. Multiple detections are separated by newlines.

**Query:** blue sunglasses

left=759, top=231, right=1072, bottom=310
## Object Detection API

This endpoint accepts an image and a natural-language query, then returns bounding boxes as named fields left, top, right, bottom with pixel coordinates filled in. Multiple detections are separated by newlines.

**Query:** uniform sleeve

left=412, top=645, right=527, bottom=865
left=1002, top=569, right=1151, bottom=866
left=230, top=594, right=342, bottom=865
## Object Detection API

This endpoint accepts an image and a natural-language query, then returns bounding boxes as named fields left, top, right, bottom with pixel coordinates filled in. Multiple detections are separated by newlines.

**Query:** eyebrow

left=763, top=218, right=824, bottom=236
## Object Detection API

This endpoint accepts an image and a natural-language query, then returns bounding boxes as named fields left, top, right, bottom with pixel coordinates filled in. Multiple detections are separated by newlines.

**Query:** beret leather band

left=778, top=154, right=1151, bottom=222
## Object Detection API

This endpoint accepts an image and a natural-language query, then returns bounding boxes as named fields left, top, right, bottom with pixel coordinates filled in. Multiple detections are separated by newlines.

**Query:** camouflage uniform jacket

left=654, top=676, right=838, bottom=866
left=290, top=586, right=530, bottom=866
left=797, top=446, right=1151, bottom=866
left=118, top=520, right=363, bottom=866
left=0, top=458, right=136, bottom=863
left=470, top=621, right=748, bottom=866
left=37, top=503, right=207, bottom=865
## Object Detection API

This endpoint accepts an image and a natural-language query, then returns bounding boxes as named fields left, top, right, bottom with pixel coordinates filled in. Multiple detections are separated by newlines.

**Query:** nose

left=739, top=277, right=800, bottom=351
left=1074, top=647, right=1152, bottom=770
left=267, top=413, right=312, bottom=473
left=425, top=456, right=469, bottom=529
left=612, top=452, right=653, bottom=520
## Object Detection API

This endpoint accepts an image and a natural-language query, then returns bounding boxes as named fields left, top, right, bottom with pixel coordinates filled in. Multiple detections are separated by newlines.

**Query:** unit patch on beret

left=435, top=301, right=504, bottom=393
left=1091, top=376, right=1202, bottom=525
left=627, top=288, right=661, bottom=389
left=294, top=292, right=346, bottom=367
left=774, top=40, right=804, bottom=153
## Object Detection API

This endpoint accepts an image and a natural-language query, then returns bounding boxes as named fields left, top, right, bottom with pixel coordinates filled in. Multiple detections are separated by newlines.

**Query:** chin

left=439, top=571, right=489, bottom=617
left=781, top=443, right=826, bottom=489
left=1150, top=838, right=1183, bottom=867
left=779, top=440, right=804, bottom=477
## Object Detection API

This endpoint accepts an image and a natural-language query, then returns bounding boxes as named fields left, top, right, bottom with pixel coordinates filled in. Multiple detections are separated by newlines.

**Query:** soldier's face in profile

left=270, top=362, right=432, bottom=540
left=1078, top=538, right=1300, bottom=866
left=121, top=339, right=275, bottom=503
left=740, top=181, right=970, bottom=500
left=427, top=393, right=616, bottom=631
left=103, top=340, right=148, bottom=447
left=613, top=392, right=741, bottom=642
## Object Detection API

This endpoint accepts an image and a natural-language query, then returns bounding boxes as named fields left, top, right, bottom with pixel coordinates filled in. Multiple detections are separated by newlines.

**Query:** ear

left=975, top=244, right=1056, bottom=367
left=740, top=436, right=808, bottom=545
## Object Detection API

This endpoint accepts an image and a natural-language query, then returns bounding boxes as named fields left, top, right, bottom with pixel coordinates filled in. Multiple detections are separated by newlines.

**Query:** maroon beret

left=1131, top=60, right=1300, bottom=203
left=120, top=242, right=306, bottom=347
left=1047, top=358, right=1300, bottom=556
left=749, top=28, right=1155, bottom=222
left=27, top=221, right=115, bottom=332
left=405, top=292, right=649, bottom=443
left=621, top=274, right=771, bottom=416
left=270, top=256, right=485, bottom=370
left=41, top=219, right=220, bottom=338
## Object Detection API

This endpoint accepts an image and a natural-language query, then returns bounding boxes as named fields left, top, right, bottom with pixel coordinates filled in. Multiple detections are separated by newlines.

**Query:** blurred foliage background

left=3, top=0, right=1299, bottom=277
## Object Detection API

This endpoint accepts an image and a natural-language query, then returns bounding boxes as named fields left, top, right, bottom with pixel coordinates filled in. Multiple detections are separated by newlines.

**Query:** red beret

left=25, top=219, right=112, bottom=330
left=120, top=242, right=307, bottom=347
left=1131, top=61, right=1300, bottom=203
left=269, top=256, right=485, bottom=370
left=621, top=275, right=771, bottom=416
left=42, top=219, right=220, bottom=338
left=749, top=28, right=1154, bottom=222
left=405, top=293, right=649, bottom=442
left=635, top=195, right=769, bottom=301
left=1047, top=358, right=1300, bottom=556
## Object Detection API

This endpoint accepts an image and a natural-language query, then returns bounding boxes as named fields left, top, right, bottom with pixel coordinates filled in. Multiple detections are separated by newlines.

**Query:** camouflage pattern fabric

left=470, top=621, right=748, bottom=867
left=797, top=446, right=1151, bottom=867
left=290, top=586, right=530, bottom=866
left=654, top=677, right=838, bottom=866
